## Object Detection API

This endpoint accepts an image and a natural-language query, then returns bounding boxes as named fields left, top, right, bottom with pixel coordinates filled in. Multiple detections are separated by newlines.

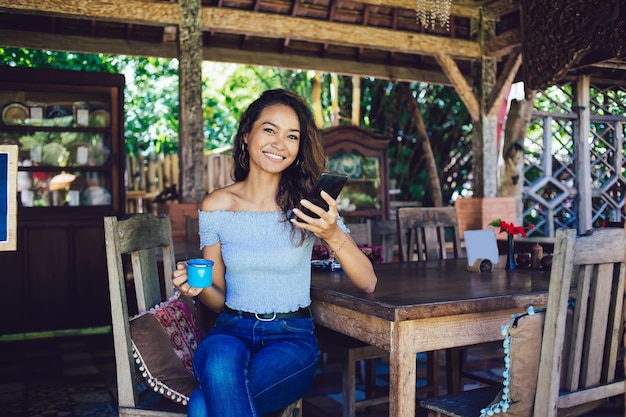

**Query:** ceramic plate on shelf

left=2, top=102, right=28, bottom=125
left=81, top=186, right=112, bottom=206
left=89, top=109, right=110, bottom=127
left=328, top=152, right=362, bottom=179
left=45, top=105, right=71, bottom=119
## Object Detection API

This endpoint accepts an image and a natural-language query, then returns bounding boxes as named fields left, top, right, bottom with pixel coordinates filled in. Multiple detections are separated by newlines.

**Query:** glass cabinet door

left=322, top=125, right=390, bottom=220
left=0, top=78, right=121, bottom=213
left=328, top=151, right=382, bottom=214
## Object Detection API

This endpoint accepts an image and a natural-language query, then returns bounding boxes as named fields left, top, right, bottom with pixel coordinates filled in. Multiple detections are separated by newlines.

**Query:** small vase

left=506, top=234, right=516, bottom=270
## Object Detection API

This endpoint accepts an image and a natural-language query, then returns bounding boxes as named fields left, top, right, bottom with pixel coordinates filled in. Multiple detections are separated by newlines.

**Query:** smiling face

left=244, top=103, right=301, bottom=175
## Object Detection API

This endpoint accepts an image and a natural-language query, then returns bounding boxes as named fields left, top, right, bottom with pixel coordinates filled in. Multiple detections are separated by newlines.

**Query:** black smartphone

left=297, top=172, right=348, bottom=218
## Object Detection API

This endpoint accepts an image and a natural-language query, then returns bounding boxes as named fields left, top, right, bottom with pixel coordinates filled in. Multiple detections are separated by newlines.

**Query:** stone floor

left=0, top=332, right=623, bottom=417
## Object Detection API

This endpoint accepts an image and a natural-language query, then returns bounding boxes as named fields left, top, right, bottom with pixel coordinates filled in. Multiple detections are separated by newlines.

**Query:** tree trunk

left=499, top=91, right=535, bottom=198
left=398, top=82, right=443, bottom=207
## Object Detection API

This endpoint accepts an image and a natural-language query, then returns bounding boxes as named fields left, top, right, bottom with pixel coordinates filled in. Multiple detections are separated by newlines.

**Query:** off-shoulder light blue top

left=198, top=210, right=318, bottom=314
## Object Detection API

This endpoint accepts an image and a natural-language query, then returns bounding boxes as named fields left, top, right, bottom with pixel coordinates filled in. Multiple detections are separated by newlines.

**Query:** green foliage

left=358, top=79, right=472, bottom=206
left=0, top=48, right=119, bottom=73
left=201, top=63, right=290, bottom=150
left=122, top=57, right=180, bottom=156
left=1, top=48, right=474, bottom=206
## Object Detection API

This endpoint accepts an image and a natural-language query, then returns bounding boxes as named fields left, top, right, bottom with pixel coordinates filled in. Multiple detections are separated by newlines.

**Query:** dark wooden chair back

left=345, top=221, right=372, bottom=246
left=371, top=219, right=397, bottom=263
left=396, top=207, right=462, bottom=262
left=534, top=227, right=625, bottom=416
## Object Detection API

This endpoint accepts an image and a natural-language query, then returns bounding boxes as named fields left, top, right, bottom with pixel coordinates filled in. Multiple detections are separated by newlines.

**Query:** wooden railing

left=125, top=147, right=234, bottom=214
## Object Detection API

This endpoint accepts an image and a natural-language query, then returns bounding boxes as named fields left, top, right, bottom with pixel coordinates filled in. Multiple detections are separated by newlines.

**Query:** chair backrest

left=371, top=219, right=397, bottom=263
left=104, top=213, right=180, bottom=414
left=396, top=206, right=462, bottom=262
left=345, top=221, right=373, bottom=246
left=186, top=215, right=200, bottom=244
left=534, top=228, right=625, bottom=416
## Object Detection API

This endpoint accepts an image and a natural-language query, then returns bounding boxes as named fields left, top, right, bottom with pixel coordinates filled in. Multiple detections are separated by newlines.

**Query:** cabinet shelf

left=18, top=165, right=111, bottom=172
left=2, top=126, right=109, bottom=133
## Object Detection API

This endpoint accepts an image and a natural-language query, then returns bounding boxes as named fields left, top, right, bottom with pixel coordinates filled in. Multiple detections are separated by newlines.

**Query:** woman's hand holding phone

left=295, top=172, right=347, bottom=219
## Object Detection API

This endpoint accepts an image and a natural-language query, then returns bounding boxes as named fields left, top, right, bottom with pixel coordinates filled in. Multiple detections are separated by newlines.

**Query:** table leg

left=389, top=321, right=416, bottom=417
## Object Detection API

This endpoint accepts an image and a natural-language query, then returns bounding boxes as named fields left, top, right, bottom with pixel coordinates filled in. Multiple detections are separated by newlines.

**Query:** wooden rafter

left=0, top=0, right=482, bottom=60
left=484, top=29, right=520, bottom=59
left=201, top=7, right=481, bottom=59
left=435, top=53, right=480, bottom=121
left=486, top=47, right=522, bottom=118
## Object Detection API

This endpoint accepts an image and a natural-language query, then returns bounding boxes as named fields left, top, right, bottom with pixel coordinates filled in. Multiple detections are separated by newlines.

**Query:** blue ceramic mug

left=187, top=259, right=214, bottom=288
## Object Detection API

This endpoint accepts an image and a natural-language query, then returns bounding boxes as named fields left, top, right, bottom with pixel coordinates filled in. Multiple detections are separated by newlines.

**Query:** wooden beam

left=0, top=0, right=180, bottom=25
left=0, top=0, right=482, bottom=60
left=0, top=0, right=482, bottom=20
left=0, top=29, right=179, bottom=57
left=201, top=7, right=482, bottom=59
left=349, top=0, right=481, bottom=19
left=202, top=47, right=456, bottom=85
left=484, top=29, right=521, bottom=59
left=483, top=0, right=520, bottom=20
left=486, top=47, right=522, bottom=118
left=0, top=29, right=456, bottom=85
left=435, top=53, right=480, bottom=121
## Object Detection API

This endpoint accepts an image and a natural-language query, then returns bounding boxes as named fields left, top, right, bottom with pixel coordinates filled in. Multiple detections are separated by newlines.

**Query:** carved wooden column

left=435, top=7, right=522, bottom=200
left=470, top=13, right=498, bottom=198
left=178, top=0, right=205, bottom=204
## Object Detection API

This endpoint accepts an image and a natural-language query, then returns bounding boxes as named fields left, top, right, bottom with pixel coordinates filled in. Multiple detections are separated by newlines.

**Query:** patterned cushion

left=129, top=292, right=203, bottom=405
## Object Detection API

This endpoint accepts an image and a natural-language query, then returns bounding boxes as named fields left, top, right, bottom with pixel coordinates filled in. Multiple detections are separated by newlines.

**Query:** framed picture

left=0, top=145, right=18, bottom=251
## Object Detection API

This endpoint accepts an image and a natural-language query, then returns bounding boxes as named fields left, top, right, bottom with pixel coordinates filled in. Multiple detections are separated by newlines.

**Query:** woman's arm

left=291, top=190, right=377, bottom=294
left=324, top=229, right=377, bottom=294
left=171, top=191, right=228, bottom=312
left=171, top=241, right=226, bottom=312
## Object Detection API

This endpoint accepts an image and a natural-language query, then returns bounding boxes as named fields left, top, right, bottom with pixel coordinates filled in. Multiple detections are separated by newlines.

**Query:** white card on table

left=464, top=229, right=499, bottom=267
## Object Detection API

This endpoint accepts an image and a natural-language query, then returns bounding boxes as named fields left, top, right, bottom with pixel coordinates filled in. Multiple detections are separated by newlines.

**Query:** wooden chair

left=396, top=206, right=468, bottom=397
left=315, top=220, right=389, bottom=417
left=104, top=213, right=301, bottom=417
left=396, top=206, right=461, bottom=262
left=371, top=219, right=397, bottom=263
left=345, top=221, right=372, bottom=246
left=419, top=227, right=626, bottom=417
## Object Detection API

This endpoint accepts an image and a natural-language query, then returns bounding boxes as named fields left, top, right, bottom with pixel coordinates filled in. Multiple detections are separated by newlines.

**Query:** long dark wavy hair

left=232, top=89, right=327, bottom=244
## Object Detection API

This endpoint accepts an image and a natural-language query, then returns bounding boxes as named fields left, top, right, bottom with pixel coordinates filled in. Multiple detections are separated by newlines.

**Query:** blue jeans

left=188, top=310, right=319, bottom=417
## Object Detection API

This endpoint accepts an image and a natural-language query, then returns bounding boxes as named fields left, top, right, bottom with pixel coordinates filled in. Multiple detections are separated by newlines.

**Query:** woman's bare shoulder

left=200, top=183, right=240, bottom=211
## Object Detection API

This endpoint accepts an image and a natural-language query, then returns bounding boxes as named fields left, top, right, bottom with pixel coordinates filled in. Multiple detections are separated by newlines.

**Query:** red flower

left=489, top=219, right=535, bottom=238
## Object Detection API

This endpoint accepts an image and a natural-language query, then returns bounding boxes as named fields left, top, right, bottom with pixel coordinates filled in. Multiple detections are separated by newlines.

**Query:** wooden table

left=310, top=260, right=552, bottom=417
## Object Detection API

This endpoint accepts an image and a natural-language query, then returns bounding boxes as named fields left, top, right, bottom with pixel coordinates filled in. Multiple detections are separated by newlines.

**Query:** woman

left=172, top=89, right=377, bottom=417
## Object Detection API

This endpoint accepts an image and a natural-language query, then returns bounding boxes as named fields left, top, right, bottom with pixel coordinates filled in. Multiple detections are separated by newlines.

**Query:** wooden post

left=312, top=72, right=323, bottom=127
left=352, top=76, right=360, bottom=126
left=472, top=13, right=499, bottom=198
left=178, top=0, right=204, bottom=204
left=575, top=75, right=592, bottom=232
left=330, top=73, right=339, bottom=126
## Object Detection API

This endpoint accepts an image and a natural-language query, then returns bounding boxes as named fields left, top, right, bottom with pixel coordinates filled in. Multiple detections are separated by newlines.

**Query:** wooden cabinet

left=322, top=125, right=390, bottom=220
left=0, top=67, right=124, bottom=334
